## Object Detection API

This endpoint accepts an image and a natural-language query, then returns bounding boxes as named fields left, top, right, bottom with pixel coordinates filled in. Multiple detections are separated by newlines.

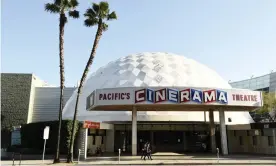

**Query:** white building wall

left=27, top=74, right=56, bottom=123
left=30, top=87, right=75, bottom=123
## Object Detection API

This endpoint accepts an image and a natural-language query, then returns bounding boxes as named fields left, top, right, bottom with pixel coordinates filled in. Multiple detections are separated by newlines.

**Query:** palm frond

left=84, top=8, right=97, bottom=18
left=62, top=0, right=70, bottom=8
left=99, top=1, right=109, bottom=11
left=69, top=0, right=79, bottom=8
left=102, top=23, right=108, bottom=31
left=45, top=3, right=60, bottom=13
left=107, top=11, right=117, bottom=20
left=98, top=2, right=110, bottom=18
left=84, top=18, right=99, bottom=27
left=54, top=0, right=61, bottom=6
left=69, top=10, right=79, bottom=18
left=92, top=3, right=100, bottom=15
left=84, top=1, right=117, bottom=30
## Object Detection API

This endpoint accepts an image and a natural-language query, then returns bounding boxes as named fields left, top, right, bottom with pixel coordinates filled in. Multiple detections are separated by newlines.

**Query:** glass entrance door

left=153, top=131, right=184, bottom=152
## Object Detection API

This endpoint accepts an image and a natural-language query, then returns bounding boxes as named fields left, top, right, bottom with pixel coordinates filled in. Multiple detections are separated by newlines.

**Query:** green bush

left=20, top=120, right=80, bottom=154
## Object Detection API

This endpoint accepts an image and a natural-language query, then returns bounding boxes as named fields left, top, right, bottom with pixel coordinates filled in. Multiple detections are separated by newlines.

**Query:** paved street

left=1, top=153, right=276, bottom=165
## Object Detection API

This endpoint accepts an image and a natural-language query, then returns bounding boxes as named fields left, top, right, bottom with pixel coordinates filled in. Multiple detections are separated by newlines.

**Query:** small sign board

left=43, top=126, right=50, bottom=140
left=83, top=121, right=100, bottom=129
left=11, top=128, right=21, bottom=146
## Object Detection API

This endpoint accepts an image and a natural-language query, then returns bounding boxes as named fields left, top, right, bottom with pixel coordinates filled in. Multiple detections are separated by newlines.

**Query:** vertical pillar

left=132, top=106, right=137, bottom=156
left=77, top=128, right=87, bottom=160
left=272, top=129, right=276, bottom=154
left=209, top=109, right=216, bottom=153
left=219, top=110, right=228, bottom=155
left=106, top=129, right=115, bottom=152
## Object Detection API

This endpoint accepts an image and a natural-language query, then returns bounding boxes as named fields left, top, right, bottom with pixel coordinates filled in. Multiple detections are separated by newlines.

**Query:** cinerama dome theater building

left=59, top=52, right=264, bottom=158
left=63, top=52, right=253, bottom=123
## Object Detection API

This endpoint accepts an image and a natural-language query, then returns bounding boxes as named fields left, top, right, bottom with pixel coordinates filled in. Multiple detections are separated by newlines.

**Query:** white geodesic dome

left=63, top=52, right=254, bottom=124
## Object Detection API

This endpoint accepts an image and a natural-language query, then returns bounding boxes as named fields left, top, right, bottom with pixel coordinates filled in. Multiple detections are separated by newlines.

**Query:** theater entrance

left=114, top=123, right=212, bottom=153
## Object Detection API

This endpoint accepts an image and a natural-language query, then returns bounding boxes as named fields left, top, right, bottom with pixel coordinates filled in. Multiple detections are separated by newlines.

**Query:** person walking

left=146, top=142, right=153, bottom=160
left=141, top=142, right=147, bottom=159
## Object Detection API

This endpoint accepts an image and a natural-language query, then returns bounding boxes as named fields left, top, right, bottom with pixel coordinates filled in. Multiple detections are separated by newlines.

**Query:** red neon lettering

left=232, top=94, right=236, bottom=100
left=244, top=95, right=248, bottom=101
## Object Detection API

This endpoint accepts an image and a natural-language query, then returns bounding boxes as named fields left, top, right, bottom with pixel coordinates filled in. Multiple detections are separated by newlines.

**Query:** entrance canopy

left=86, top=86, right=263, bottom=111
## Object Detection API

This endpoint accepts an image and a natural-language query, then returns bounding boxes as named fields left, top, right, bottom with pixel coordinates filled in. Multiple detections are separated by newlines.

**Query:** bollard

left=118, top=148, right=121, bottom=164
left=19, top=153, right=22, bottom=166
left=12, top=152, right=15, bottom=166
left=216, top=148, right=220, bottom=163
left=78, top=149, right=81, bottom=163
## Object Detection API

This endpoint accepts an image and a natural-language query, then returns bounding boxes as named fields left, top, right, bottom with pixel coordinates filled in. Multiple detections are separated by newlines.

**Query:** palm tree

left=67, top=1, right=117, bottom=163
left=45, top=0, right=79, bottom=163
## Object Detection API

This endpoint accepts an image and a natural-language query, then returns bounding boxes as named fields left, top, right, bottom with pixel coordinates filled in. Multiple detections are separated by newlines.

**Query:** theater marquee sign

left=86, top=87, right=263, bottom=111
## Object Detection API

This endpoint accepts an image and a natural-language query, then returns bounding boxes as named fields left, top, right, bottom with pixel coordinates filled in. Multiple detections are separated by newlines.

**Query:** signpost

left=42, top=126, right=50, bottom=163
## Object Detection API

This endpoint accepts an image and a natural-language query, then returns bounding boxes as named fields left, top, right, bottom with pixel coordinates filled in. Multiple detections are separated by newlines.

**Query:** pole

left=12, top=152, right=15, bottom=166
left=118, top=148, right=121, bottom=164
left=19, top=153, right=22, bottom=166
left=78, top=149, right=81, bottom=163
left=217, top=148, right=220, bottom=163
left=42, top=139, right=47, bottom=163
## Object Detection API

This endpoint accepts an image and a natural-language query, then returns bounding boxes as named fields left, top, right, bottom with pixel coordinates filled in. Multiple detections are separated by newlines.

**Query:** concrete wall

left=31, top=87, right=75, bottom=122
left=227, top=129, right=276, bottom=154
left=1, top=73, right=33, bottom=129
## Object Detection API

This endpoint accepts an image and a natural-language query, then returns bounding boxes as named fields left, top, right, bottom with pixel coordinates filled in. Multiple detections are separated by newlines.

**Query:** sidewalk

left=1, top=154, right=276, bottom=165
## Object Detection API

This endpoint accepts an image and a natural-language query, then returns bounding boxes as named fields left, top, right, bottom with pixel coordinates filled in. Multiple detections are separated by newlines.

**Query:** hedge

left=19, top=120, right=80, bottom=154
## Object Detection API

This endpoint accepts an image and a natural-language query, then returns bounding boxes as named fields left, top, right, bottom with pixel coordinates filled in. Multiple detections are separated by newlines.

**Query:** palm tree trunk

left=67, top=22, right=103, bottom=163
left=54, top=13, right=66, bottom=164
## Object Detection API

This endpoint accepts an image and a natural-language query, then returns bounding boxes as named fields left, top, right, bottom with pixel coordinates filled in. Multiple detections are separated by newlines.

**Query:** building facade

left=1, top=53, right=275, bottom=156
left=230, top=71, right=276, bottom=92
left=1, top=73, right=59, bottom=148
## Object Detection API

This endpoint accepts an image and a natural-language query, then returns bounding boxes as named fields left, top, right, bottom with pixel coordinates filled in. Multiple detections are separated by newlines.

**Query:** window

left=92, top=136, right=96, bottom=145
left=252, top=136, right=257, bottom=145
left=268, top=136, right=274, bottom=146
left=239, top=136, right=243, bottom=145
